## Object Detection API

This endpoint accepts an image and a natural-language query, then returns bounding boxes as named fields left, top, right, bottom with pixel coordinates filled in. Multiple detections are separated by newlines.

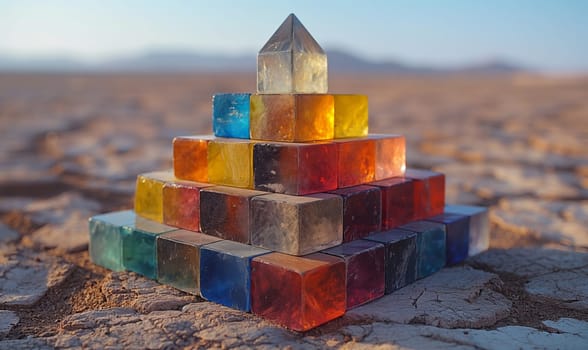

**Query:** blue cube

left=89, top=210, right=136, bottom=271
left=200, top=240, right=269, bottom=311
left=212, top=93, right=251, bottom=139
left=445, top=204, right=490, bottom=256
left=427, top=213, right=469, bottom=265
left=400, top=221, right=446, bottom=279
left=121, top=217, right=177, bottom=279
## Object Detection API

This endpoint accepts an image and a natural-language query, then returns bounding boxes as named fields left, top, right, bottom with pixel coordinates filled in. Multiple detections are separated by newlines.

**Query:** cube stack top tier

left=257, top=13, right=327, bottom=94
left=191, top=14, right=406, bottom=195
left=212, top=14, right=369, bottom=143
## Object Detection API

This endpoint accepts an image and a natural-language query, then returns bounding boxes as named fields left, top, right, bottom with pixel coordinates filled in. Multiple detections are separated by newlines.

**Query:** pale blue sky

left=1, top=0, right=587, bottom=72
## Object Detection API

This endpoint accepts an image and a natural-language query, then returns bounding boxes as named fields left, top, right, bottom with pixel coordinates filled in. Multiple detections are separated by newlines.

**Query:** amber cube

left=329, top=185, right=381, bottom=242
left=370, top=177, right=415, bottom=229
left=322, top=240, right=385, bottom=309
left=405, top=169, right=445, bottom=220
left=250, top=94, right=334, bottom=142
left=173, top=135, right=213, bottom=182
left=135, top=171, right=175, bottom=223
left=370, top=134, right=406, bottom=180
left=251, top=193, right=342, bottom=256
left=253, top=141, right=337, bottom=195
left=207, top=138, right=254, bottom=188
left=251, top=252, right=346, bottom=331
left=336, top=138, right=376, bottom=188
left=333, top=94, right=368, bottom=138
left=200, top=186, right=267, bottom=244
left=162, top=180, right=211, bottom=232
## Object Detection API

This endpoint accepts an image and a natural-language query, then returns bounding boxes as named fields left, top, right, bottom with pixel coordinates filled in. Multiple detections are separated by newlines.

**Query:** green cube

left=89, top=210, right=136, bottom=272
left=122, top=217, right=177, bottom=279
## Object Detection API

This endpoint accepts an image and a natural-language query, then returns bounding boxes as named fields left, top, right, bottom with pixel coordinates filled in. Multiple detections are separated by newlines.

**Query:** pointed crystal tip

left=259, top=13, right=324, bottom=54
left=257, top=14, right=328, bottom=94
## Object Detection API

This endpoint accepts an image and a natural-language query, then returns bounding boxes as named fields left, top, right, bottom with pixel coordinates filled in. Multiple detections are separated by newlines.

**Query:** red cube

left=251, top=252, right=346, bottom=331
left=329, top=185, right=381, bottom=242
left=323, top=240, right=385, bottom=309
left=336, top=138, right=376, bottom=188
left=370, top=177, right=415, bottom=229
left=405, top=169, right=445, bottom=219
left=162, top=180, right=211, bottom=231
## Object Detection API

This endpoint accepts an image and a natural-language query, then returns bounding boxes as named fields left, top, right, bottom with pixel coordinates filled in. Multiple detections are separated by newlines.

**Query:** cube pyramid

left=88, top=14, right=490, bottom=332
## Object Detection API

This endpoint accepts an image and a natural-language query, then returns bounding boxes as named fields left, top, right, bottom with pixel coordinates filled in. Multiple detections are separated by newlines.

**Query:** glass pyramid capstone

left=88, top=13, right=490, bottom=332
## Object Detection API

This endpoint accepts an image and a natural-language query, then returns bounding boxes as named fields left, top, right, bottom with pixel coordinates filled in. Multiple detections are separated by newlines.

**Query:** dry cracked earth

left=0, top=73, right=587, bottom=349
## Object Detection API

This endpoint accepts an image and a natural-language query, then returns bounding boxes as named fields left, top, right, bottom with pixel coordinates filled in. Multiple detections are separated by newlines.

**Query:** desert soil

left=1, top=73, right=587, bottom=349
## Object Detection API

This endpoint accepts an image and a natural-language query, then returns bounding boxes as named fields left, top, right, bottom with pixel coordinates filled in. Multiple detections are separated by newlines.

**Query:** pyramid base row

left=89, top=204, right=489, bottom=332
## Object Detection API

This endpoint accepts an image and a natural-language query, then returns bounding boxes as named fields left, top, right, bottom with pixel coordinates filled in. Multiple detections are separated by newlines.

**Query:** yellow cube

left=334, top=94, right=368, bottom=138
left=208, top=139, right=254, bottom=188
left=250, top=94, right=334, bottom=142
left=135, top=171, right=175, bottom=222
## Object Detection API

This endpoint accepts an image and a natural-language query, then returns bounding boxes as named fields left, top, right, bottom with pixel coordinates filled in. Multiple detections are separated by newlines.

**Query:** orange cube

left=173, top=135, right=214, bottom=182
left=336, top=138, right=376, bottom=188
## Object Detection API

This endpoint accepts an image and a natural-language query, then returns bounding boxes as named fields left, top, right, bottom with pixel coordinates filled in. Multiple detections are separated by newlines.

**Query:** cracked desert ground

left=0, top=73, right=587, bottom=349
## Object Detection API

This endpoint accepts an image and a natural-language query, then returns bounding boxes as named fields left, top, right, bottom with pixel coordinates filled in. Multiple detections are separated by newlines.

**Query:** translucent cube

left=200, top=240, right=269, bottom=312
left=121, top=217, right=177, bottom=279
left=334, top=95, right=368, bottom=138
left=251, top=193, right=342, bottom=256
left=199, top=186, right=267, bottom=244
left=365, top=229, right=418, bottom=293
left=328, top=185, right=381, bottom=242
left=251, top=252, right=345, bottom=331
left=444, top=204, right=490, bottom=256
left=156, top=230, right=221, bottom=295
left=250, top=94, right=334, bottom=142
left=162, top=180, right=212, bottom=232
left=89, top=210, right=136, bottom=272
left=405, top=169, right=446, bottom=220
left=257, top=14, right=327, bottom=94
left=212, top=93, right=251, bottom=139
left=207, top=139, right=254, bottom=188
left=134, top=171, right=175, bottom=222
left=323, top=240, right=385, bottom=309
left=172, top=135, right=214, bottom=183
left=253, top=141, right=337, bottom=195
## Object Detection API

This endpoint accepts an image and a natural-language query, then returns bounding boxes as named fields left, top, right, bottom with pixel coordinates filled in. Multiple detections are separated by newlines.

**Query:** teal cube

left=400, top=220, right=446, bottom=279
left=122, top=217, right=177, bottom=279
left=89, top=210, right=136, bottom=272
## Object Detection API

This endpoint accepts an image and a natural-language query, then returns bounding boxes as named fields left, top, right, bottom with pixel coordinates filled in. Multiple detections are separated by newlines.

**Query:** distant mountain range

left=0, top=49, right=524, bottom=74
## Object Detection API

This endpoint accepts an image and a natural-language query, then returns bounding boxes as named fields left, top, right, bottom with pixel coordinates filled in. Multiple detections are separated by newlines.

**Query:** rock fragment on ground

left=101, top=272, right=196, bottom=313
left=0, top=310, right=19, bottom=339
left=22, top=192, right=101, bottom=226
left=29, top=211, right=89, bottom=252
left=472, top=248, right=588, bottom=311
left=491, top=198, right=588, bottom=247
left=0, top=247, right=73, bottom=306
left=0, top=224, right=19, bottom=245
left=348, top=266, right=511, bottom=328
